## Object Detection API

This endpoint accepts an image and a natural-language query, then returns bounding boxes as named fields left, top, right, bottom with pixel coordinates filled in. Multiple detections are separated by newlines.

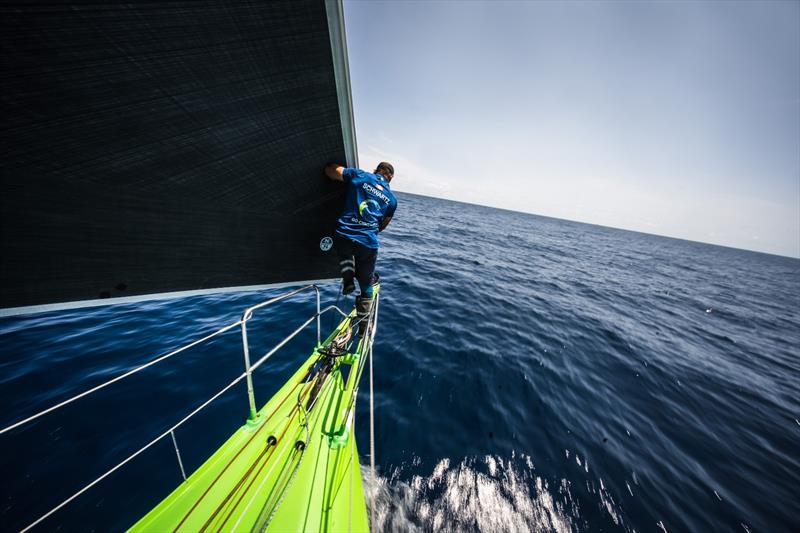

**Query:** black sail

left=0, top=1, right=357, bottom=313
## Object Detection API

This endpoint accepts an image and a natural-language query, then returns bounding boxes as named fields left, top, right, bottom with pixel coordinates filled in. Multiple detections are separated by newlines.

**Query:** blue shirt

left=335, top=168, right=397, bottom=249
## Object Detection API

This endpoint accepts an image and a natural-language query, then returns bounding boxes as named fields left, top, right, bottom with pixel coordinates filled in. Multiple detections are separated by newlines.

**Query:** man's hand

left=379, top=216, right=392, bottom=232
left=325, top=164, right=345, bottom=182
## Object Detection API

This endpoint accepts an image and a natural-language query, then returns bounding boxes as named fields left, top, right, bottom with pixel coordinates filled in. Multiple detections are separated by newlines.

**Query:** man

left=324, top=161, right=397, bottom=335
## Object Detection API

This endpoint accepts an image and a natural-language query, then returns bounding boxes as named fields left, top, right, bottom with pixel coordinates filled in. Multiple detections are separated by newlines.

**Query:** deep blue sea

left=2, top=192, right=799, bottom=532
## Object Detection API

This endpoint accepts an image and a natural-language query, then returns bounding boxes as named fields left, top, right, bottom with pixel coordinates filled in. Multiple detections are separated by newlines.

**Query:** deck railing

left=0, top=284, right=376, bottom=532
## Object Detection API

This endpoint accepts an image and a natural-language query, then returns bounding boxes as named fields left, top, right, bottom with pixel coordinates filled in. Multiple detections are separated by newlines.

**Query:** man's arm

left=324, top=164, right=346, bottom=182
left=380, top=198, right=396, bottom=232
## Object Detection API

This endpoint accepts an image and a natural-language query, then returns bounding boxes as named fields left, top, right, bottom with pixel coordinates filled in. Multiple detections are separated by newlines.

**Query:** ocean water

left=1, top=192, right=799, bottom=532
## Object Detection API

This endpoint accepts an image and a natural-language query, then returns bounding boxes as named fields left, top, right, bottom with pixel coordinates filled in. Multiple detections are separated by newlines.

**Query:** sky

left=343, top=0, right=800, bottom=258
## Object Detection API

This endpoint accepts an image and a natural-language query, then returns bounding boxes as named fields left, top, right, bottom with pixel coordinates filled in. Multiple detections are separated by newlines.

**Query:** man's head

left=375, top=162, right=394, bottom=182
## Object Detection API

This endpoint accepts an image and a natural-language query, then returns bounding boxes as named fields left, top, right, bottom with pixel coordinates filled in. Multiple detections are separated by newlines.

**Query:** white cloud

left=359, top=144, right=458, bottom=198
left=357, top=145, right=800, bottom=257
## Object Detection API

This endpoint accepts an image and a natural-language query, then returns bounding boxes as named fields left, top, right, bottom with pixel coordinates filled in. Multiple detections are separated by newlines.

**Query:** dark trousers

left=334, top=235, right=378, bottom=297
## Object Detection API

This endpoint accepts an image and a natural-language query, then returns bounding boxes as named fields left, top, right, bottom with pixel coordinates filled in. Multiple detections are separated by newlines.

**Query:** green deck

left=131, top=312, right=370, bottom=532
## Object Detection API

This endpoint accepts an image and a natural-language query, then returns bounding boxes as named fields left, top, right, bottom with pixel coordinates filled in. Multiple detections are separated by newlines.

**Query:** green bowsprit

left=130, top=290, right=378, bottom=533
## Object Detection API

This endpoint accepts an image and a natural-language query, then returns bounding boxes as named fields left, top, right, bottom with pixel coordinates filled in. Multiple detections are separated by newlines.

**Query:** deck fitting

left=329, top=427, right=349, bottom=449
left=244, top=412, right=264, bottom=431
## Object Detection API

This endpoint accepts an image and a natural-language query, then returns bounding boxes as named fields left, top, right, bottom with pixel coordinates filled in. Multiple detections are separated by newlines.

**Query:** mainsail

left=0, top=0, right=357, bottom=313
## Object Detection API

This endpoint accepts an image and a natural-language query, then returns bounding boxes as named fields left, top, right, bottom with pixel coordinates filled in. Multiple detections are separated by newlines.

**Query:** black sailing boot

left=355, top=295, right=374, bottom=337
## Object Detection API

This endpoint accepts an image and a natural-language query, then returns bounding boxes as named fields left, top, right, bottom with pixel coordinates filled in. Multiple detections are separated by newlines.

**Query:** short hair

left=375, top=162, right=394, bottom=178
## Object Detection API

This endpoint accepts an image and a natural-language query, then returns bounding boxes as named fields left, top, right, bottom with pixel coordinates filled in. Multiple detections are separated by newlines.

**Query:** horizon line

left=392, top=189, right=800, bottom=261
